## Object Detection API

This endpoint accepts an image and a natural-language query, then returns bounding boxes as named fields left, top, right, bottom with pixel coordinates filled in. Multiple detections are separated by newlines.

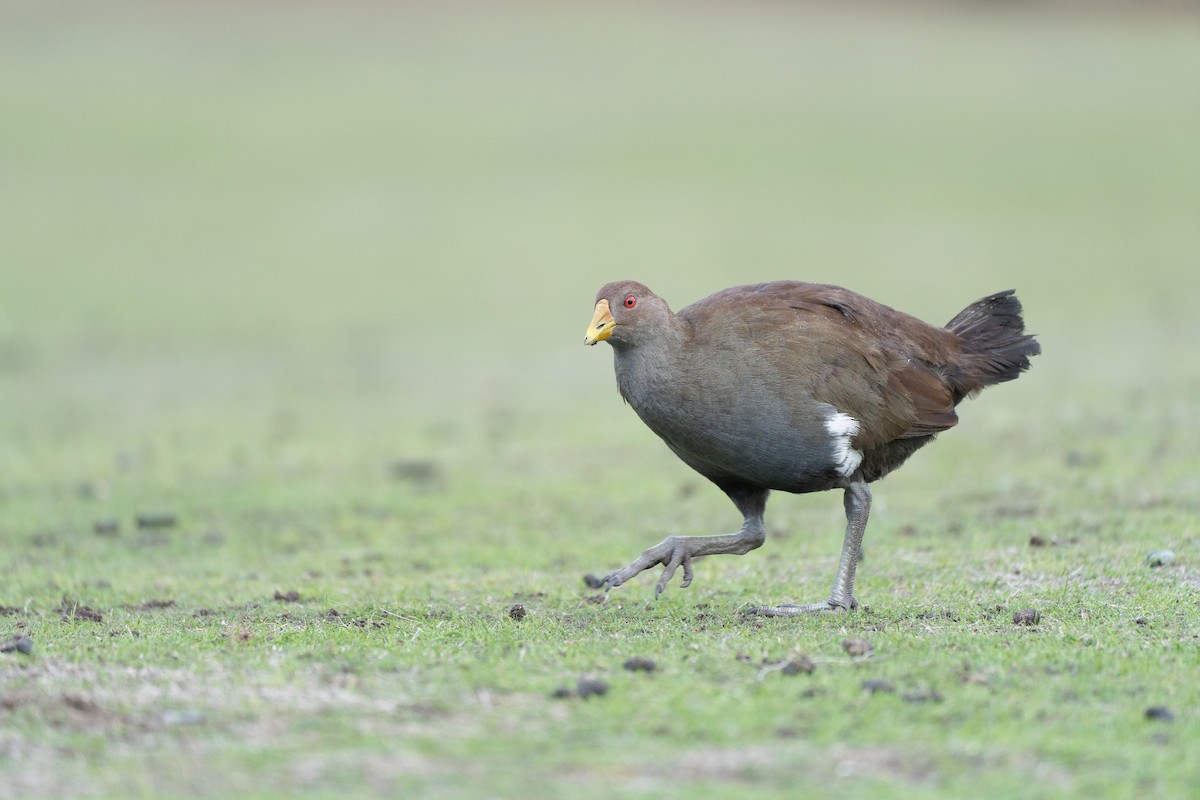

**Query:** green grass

left=3, top=3, right=1200, bottom=798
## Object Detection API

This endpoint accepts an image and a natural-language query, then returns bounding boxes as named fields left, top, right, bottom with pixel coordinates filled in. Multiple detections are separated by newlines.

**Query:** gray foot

left=744, top=597, right=858, bottom=616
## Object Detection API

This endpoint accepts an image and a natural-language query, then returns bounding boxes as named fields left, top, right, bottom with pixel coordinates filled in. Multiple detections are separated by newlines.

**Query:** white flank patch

left=824, top=410, right=864, bottom=477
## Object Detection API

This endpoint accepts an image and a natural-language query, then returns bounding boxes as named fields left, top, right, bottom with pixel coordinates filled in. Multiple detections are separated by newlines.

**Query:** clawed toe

left=744, top=597, right=858, bottom=616
left=596, top=572, right=623, bottom=591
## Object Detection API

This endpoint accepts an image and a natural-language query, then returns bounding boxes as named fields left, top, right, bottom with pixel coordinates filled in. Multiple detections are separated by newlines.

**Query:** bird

left=583, top=280, right=1040, bottom=615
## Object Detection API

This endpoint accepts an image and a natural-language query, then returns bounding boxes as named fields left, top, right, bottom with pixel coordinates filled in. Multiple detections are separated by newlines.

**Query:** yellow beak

left=584, top=299, right=616, bottom=345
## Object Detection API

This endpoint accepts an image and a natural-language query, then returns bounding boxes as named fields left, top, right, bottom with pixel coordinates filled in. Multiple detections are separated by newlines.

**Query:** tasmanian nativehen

left=584, top=280, right=1039, bottom=614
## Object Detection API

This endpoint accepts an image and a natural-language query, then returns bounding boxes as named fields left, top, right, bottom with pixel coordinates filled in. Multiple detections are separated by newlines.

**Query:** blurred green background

left=5, top=0, right=1200, bottom=588
left=4, top=2, right=1198, bottom=441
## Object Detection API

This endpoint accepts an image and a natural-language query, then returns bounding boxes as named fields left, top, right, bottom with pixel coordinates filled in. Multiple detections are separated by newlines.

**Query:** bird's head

left=584, top=281, right=671, bottom=348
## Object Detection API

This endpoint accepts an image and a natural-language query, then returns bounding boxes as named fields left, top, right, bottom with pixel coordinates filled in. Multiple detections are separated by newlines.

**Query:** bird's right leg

left=596, top=487, right=769, bottom=597
left=746, top=481, right=871, bottom=616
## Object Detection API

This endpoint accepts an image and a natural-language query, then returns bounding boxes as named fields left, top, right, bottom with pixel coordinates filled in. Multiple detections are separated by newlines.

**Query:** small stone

left=842, top=639, right=873, bottom=657
left=782, top=656, right=816, bottom=675
left=0, top=635, right=33, bottom=655
left=508, top=603, right=527, bottom=621
left=576, top=678, right=609, bottom=699
left=1013, top=608, right=1040, bottom=626
left=1147, top=550, right=1175, bottom=568
left=1145, top=706, right=1174, bottom=722
left=623, top=656, right=657, bottom=673
left=861, top=679, right=895, bottom=694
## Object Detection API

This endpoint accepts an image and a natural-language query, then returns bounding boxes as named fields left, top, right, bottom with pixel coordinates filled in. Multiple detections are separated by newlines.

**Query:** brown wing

left=682, top=282, right=962, bottom=449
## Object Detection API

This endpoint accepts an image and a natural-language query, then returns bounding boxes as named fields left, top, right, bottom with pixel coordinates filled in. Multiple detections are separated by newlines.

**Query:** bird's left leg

left=596, top=488, right=768, bottom=597
left=747, top=481, right=871, bottom=616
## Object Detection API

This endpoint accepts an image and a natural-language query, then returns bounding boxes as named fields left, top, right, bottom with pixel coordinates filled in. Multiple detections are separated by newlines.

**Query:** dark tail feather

left=944, top=290, right=1040, bottom=401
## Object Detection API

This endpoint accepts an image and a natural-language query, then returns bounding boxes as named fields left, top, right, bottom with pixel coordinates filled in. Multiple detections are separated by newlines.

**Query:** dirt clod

left=58, top=601, right=103, bottom=623
left=623, top=656, right=657, bottom=673
left=1013, top=608, right=1040, bottom=625
left=1135, top=617, right=1150, bottom=627
left=1029, top=534, right=1046, bottom=547
left=842, top=638, right=873, bottom=658
left=136, top=513, right=178, bottom=530
left=508, top=603, right=527, bottom=621
left=551, top=686, right=575, bottom=699
left=1145, top=706, right=1175, bottom=722
left=782, top=657, right=816, bottom=675
left=0, top=606, right=20, bottom=617
left=582, top=574, right=604, bottom=589
left=273, top=590, right=301, bottom=602
left=576, top=678, right=610, bottom=699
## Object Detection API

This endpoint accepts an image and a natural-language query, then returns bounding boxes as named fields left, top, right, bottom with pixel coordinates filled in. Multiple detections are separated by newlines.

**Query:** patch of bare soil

left=124, top=599, right=176, bottom=612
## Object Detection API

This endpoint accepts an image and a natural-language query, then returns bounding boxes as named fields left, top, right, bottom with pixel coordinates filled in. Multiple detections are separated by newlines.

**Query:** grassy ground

left=3, top=3, right=1200, bottom=798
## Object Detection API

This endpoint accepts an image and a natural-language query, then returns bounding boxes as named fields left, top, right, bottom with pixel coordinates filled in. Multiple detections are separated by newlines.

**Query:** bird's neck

left=611, top=319, right=688, bottom=409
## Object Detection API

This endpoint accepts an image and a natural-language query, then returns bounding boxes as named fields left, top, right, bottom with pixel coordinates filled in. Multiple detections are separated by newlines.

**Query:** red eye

left=623, top=295, right=637, bottom=309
